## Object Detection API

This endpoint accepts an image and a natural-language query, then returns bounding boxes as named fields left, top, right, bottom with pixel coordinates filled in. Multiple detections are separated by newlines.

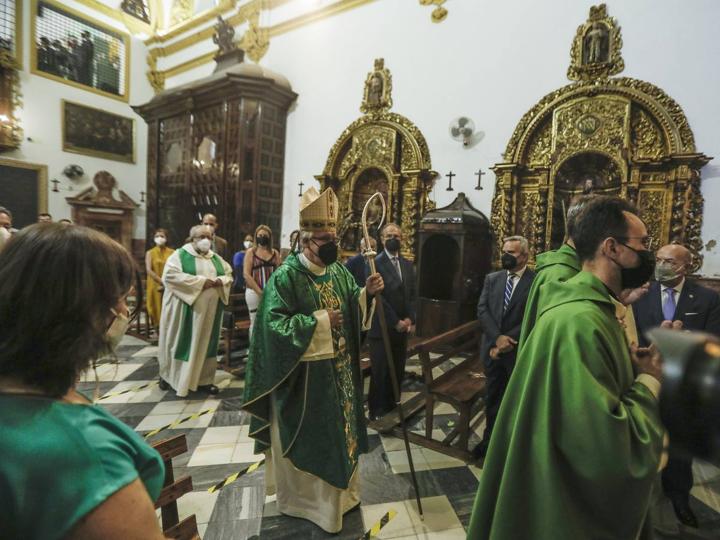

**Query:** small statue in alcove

left=367, top=73, right=384, bottom=107
left=583, top=22, right=608, bottom=64
left=212, top=16, right=236, bottom=55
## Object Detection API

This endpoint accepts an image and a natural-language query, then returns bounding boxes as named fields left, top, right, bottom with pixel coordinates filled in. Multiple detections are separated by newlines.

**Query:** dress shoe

left=158, top=378, right=170, bottom=391
left=670, top=497, right=698, bottom=528
left=198, top=384, right=220, bottom=395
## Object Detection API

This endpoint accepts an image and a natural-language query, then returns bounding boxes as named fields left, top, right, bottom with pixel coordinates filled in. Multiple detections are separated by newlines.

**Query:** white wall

left=249, top=0, right=720, bottom=275
left=5, top=0, right=154, bottom=238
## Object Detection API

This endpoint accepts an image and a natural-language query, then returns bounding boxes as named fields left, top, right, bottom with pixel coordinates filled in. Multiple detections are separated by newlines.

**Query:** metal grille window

left=35, top=1, right=127, bottom=97
left=0, top=0, right=17, bottom=55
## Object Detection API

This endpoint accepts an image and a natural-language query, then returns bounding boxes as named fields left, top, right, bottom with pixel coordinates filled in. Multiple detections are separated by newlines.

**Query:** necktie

left=662, top=287, right=676, bottom=321
left=392, top=256, right=402, bottom=281
left=504, top=273, right=516, bottom=311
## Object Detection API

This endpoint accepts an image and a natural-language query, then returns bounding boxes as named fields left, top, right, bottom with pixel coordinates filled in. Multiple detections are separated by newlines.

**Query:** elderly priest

left=242, top=187, right=384, bottom=533
left=157, top=224, right=233, bottom=397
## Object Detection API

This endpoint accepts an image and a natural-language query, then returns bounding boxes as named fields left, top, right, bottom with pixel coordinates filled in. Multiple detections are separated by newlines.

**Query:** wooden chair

left=220, top=293, right=251, bottom=373
left=152, top=434, right=201, bottom=540
left=416, top=320, right=485, bottom=454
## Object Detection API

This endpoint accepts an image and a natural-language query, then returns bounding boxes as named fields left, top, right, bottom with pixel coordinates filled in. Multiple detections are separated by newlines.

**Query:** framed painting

left=31, top=0, right=130, bottom=101
left=62, top=100, right=135, bottom=163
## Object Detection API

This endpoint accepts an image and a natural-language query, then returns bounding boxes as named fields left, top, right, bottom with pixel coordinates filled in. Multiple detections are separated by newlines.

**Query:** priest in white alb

left=158, top=224, right=233, bottom=397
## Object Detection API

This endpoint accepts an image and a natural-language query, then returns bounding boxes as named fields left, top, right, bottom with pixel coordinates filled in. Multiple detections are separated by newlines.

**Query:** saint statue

left=583, top=22, right=608, bottom=64
left=367, top=73, right=384, bottom=107
left=212, top=16, right=236, bottom=55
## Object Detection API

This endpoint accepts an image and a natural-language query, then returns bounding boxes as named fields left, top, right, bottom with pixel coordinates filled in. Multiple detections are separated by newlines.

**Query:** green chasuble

left=467, top=271, right=664, bottom=540
left=242, top=253, right=369, bottom=490
left=518, top=243, right=581, bottom=351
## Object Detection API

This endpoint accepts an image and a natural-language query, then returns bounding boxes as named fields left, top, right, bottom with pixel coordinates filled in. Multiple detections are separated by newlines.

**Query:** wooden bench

left=416, top=320, right=485, bottom=456
left=152, top=434, right=201, bottom=540
left=220, top=293, right=251, bottom=374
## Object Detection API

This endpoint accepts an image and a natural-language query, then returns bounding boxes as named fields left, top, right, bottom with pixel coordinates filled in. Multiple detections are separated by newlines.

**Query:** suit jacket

left=368, top=251, right=416, bottom=340
left=477, top=268, right=535, bottom=366
left=633, top=279, right=720, bottom=347
left=213, top=235, right=228, bottom=258
left=345, top=253, right=368, bottom=288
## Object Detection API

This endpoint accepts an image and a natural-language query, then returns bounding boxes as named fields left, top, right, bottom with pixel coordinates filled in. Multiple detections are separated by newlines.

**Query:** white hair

left=189, top=224, right=213, bottom=239
left=503, top=235, right=529, bottom=254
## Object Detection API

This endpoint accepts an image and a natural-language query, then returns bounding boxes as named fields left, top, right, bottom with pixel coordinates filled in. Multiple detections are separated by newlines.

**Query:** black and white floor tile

left=77, top=336, right=720, bottom=539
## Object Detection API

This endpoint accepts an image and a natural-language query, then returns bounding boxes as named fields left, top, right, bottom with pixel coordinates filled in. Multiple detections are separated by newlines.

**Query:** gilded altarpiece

left=490, top=4, right=711, bottom=271
left=316, top=59, right=437, bottom=261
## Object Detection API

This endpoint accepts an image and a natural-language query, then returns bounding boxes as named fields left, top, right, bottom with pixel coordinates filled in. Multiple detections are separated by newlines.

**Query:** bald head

left=655, top=243, right=691, bottom=286
left=657, top=244, right=692, bottom=267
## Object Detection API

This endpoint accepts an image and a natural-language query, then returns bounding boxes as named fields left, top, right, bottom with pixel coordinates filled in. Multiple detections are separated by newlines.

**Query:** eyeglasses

left=615, top=236, right=656, bottom=250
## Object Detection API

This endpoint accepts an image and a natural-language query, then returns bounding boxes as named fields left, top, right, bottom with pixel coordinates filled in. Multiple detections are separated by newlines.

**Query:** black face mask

left=614, top=241, right=656, bottom=289
left=256, top=236, right=270, bottom=247
left=501, top=253, right=518, bottom=270
left=312, top=239, right=338, bottom=266
left=385, top=238, right=401, bottom=254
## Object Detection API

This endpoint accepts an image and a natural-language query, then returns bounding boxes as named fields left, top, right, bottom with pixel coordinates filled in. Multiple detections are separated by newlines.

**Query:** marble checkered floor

left=77, top=336, right=720, bottom=540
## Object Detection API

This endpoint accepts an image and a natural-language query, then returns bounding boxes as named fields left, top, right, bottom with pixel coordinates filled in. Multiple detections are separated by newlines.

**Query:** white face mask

left=107, top=309, right=129, bottom=351
left=243, top=240, right=252, bottom=249
left=154, top=236, right=166, bottom=246
left=195, top=238, right=212, bottom=253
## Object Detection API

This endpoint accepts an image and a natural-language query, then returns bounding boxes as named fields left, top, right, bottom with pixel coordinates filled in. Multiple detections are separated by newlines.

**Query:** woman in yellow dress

left=145, top=228, right=174, bottom=330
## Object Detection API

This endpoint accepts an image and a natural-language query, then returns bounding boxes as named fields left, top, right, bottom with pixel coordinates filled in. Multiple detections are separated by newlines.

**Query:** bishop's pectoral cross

left=474, top=169, right=485, bottom=190
left=445, top=171, right=456, bottom=191
left=298, top=180, right=304, bottom=197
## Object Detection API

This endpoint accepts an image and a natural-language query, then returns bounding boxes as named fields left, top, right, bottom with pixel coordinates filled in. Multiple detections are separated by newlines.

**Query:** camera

left=648, top=328, right=720, bottom=467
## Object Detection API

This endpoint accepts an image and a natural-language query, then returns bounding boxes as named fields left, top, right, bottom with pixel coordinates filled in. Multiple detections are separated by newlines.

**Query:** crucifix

left=445, top=170, right=456, bottom=191
left=474, top=169, right=485, bottom=190
left=51, top=179, right=60, bottom=192
left=298, top=180, right=305, bottom=197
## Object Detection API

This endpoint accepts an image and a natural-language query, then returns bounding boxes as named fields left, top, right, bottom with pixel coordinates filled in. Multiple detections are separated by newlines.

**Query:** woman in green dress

left=0, top=224, right=166, bottom=540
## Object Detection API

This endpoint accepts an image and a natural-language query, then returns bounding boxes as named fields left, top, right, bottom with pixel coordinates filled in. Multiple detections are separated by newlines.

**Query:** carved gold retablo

left=490, top=2, right=712, bottom=273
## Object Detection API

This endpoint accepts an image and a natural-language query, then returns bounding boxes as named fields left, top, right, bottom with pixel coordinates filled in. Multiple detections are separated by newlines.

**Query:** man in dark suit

left=473, top=235, right=535, bottom=459
left=633, top=243, right=720, bottom=528
left=367, top=223, right=416, bottom=420
left=345, top=236, right=376, bottom=288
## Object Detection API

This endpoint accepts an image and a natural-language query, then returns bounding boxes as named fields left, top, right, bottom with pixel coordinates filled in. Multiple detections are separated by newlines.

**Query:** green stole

left=175, top=248, right=225, bottom=362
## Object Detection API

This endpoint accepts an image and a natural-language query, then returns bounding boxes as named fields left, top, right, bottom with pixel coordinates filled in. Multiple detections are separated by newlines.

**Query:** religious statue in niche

left=212, top=16, right=236, bottom=54
left=367, top=73, right=383, bottom=107
left=360, top=58, right=393, bottom=114
left=583, top=22, right=609, bottom=64
left=567, top=4, right=624, bottom=81
left=337, top=168, right=388, bottom=251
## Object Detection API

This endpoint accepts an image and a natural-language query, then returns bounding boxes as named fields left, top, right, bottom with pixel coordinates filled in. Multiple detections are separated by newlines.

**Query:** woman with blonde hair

left=243, top=224, right=280, bottom=334
left=145, top=228, right=174, bottom=330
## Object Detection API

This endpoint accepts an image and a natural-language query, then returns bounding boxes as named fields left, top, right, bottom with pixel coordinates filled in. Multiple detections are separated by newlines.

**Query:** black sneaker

left=198, top=384, right=220, bottom=395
